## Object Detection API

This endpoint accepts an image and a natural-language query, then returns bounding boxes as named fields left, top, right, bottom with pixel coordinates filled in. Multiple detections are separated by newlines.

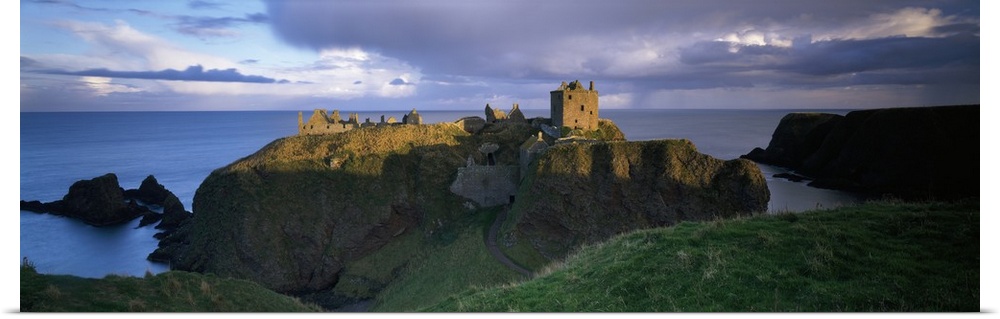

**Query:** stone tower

left=551, top=80, right=598, bottom=131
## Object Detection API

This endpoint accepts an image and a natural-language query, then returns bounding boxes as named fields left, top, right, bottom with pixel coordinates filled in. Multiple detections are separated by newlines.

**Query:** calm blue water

left=20, top=109, right=861, bottom=278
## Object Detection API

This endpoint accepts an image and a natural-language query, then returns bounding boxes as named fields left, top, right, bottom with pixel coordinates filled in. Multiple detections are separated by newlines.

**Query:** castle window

left=590, top=111, right=593, bottom=115
left=568, top=95, right=572, bottom=100
left=575, top=119, right=578, bottom=123
left=580, top=105, right=585, bottom=111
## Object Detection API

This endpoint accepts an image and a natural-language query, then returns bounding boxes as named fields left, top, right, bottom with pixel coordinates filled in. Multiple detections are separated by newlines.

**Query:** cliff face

left=506, top=140, right=770, bottom=259
left=743, top=105, right=979, bottom=200
left=164, top=124, right=483, bottom=293
left=742, top=113, right=842, bottom=168
left=161, top=119, right=771, bottom=296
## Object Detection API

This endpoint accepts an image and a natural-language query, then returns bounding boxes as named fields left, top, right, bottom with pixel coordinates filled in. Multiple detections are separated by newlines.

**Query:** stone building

left=455, top=116, right=486, bottom=133
left=485, top=104, right=508, bottom=123
left=402, top=108, right=422, bottom=125
left=450, top=145, right=519, bottom=207
left=299, top=108, right=423, bottom=135
left=507, top=103, right=527, bottom=123
left=551, top=80, right=599, bottom=131
left=298, top=109, right=360, bottom=135
left=519, top=131, right=549, bottom=178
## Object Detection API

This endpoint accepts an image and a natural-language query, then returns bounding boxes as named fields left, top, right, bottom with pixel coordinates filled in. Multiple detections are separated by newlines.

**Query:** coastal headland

left=19, top=83, right=977, bottom=312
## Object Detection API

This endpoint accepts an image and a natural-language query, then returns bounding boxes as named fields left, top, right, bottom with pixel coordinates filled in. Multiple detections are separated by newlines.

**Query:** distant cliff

left=503, top=139, right=769, bottom=260
left=742, top=105, right=978, bottom=200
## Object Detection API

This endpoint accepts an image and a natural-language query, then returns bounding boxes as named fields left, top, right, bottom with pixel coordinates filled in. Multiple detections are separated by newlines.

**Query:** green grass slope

left=369, top=206, right=525, bottom=311
left=428, top=200, right=979, bottom=312
left=20, top=264, right=320, bottom=312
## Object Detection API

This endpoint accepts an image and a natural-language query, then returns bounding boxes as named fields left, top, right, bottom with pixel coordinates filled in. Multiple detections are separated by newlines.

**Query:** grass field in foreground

left=20, top=265, right=321, bottom=312
left=426, top=200, right=979, bottom=312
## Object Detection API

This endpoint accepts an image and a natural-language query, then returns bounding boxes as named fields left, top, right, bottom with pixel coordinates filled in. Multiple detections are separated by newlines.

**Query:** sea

left=20, top=109, right=862, bottom=278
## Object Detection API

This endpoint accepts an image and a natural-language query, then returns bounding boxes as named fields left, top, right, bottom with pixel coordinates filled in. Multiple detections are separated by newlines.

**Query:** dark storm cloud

left=41, top=65, right=285, bottom=83
left=389, top=78, right=411, bottom=86
left=188, top=0, right=224, bottom=10
left=173, top=13, right=268, bottom=38
left=788, top=35, right=979, bottom=76
left=932, top=23, right=980, bottom=35
left=21, top=56, right=41, bottom=68
left=30, top=0, right=268, bottom=39
left=29, top=0, right=115, bottom=12
left=677, top=33, right=978, bottom=82
left=264, top=0, right=977, bottom=78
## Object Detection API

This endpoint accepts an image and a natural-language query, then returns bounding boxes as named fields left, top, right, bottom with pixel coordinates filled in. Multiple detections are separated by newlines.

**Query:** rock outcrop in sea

left=20, top=174, right=193, bottom=228
left=742, top=105, right=978, bottom=200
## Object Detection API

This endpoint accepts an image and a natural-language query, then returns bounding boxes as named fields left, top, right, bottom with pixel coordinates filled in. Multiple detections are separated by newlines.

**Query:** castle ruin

left=298, top=108, right=423, bottom=135
left=551, top=80, right=599, bottom=131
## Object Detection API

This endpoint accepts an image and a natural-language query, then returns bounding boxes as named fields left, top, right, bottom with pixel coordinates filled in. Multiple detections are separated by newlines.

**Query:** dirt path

left=486, top=206, right=533, bottom=277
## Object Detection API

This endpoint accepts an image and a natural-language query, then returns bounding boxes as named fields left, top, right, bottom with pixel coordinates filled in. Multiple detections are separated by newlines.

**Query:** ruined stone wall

left=298, top=109, right=361, bottom=135
left=449, top=165, right=519, bottom=207
left=300, top=122, right=357, bottom=135
left=551, top=82, right=599, bottom=131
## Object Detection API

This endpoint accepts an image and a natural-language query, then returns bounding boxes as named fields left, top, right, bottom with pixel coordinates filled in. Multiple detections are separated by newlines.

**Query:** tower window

left=580, top=105, right=585, bottom=111
left=568, top=95, right=572, bottom=100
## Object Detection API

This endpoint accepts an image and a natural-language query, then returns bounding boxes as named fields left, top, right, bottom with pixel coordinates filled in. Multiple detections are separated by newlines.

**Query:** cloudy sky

left=19, top=0, right=980, bottom=111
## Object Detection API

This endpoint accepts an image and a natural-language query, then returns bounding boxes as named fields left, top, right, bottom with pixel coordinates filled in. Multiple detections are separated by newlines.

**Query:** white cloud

left=26, top=20, right=424, bottom=100
left=51, top=20, right=235, bottom=71
left=599, top=93, right=634, bottom=109
left=822, top=7, right=968, bottom=40
left=80, top=76, right=144, bottom=96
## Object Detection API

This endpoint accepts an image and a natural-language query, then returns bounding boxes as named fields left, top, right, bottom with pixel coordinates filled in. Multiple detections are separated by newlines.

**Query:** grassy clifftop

left=429, top=200, right=979, bottom=312
left=20, top=265, right=320, bottom=312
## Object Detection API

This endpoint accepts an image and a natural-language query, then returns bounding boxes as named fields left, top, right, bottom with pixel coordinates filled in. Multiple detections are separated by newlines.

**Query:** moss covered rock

left=504, top=139, right=769, bottom=260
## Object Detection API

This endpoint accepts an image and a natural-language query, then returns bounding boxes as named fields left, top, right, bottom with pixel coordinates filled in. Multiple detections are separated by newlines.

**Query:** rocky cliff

left=504, top=139, right=770, bottom=260
left=159, top=123, right=511, bottom=294
left=158, top=119, right=771, bottom=297
left=742, top=105, right=978, bottom=200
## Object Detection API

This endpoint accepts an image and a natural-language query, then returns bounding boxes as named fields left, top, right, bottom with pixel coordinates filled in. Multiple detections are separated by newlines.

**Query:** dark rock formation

left=134, top=200, right=162, bottom=227
left=19, top=200, right=48, bottom=213
left=156, top=193, right=191, bottom=230
left=21, top=173, right=192, bottom=228
left=123, top=175, right=192, bottom=229
left=742, top=105, right=978, bottom=200
left=773, top=173, right=810, bottom=183
left=506, top=139, right=769, bottom=260
left=742, top=113, right=842, bottom=168
left=20, top=173, right=145, bottom=226
left=59, top=173, right=133, bottom=225
left=124, top=175, right=172, bottom=205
